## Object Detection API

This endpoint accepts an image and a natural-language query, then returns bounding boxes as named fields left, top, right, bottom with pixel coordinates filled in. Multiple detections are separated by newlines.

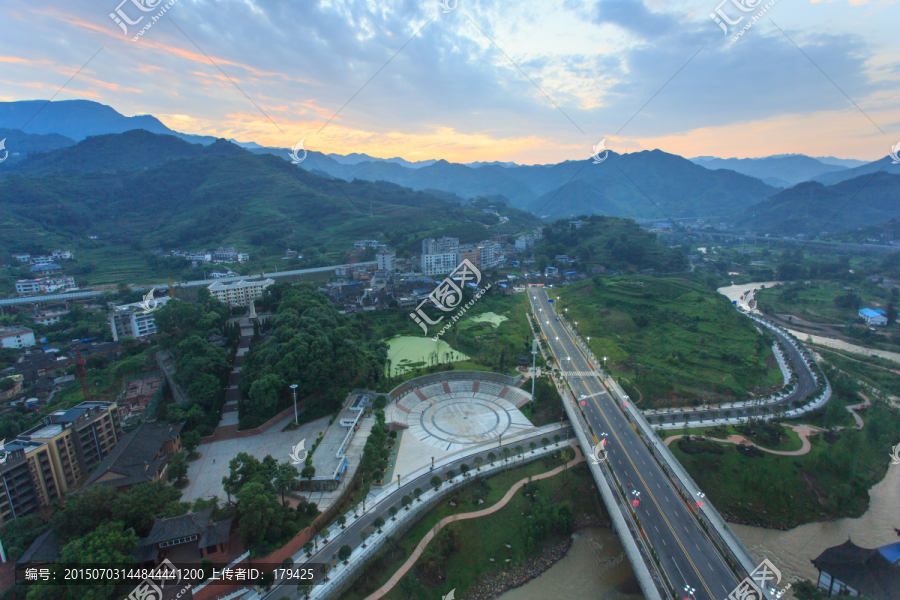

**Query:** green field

left=338, top=449, right=599, bottom=600
left=669, top=401, right=900, bottom=528
left=557, top=276, right=783, bottom=407
left=756, top=280, right=893, bottom=324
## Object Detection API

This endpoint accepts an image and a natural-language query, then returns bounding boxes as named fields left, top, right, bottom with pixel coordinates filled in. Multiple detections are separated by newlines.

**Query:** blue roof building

left=859, top=308, right=888, bottom=325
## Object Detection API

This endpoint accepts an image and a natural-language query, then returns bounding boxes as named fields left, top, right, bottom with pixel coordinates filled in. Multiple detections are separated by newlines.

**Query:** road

left=263, top=424, right=573, bottom=599
left=529, top=289, right=740, bottom=600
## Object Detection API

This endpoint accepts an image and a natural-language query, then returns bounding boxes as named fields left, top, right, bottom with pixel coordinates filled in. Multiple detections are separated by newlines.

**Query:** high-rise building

left=421, top=238, right=460, bottom=275
left=376, top=250, right=396, bottom=272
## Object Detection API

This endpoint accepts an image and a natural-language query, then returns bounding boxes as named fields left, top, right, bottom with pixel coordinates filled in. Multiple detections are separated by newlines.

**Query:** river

left=497, top=528, right=645, bottom=600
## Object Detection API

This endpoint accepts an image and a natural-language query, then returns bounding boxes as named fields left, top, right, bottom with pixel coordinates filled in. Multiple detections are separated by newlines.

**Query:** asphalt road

left=264, top=423, right=573, bottom=599
left=529, top=289, right=740, bottom=600
left=642, top=316, right=818, bottom=424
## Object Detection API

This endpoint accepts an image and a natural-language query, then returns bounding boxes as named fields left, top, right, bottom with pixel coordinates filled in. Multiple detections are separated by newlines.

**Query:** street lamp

left=290, top=383, right=299, bottom=424
left=684, top=584, right=696, bottom=600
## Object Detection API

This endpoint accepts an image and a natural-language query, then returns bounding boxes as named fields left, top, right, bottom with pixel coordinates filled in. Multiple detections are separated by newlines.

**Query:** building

left=16, top=276, right=76, bottom=294
left=51, top=250, right=72, bottom=260
left=422, top=237, right=459, bottom=255
left=457, top=244, right=481, bottom=269
left=0, top=439, right=61, bottom=525
left=212, top=247, right=240, bottom=262
left=82, top=421, right=182, bottom=491
left=0, top=327, right=36, bottom=349
left=32, top=309, right=69, bottom=326
left=237, top=252, right=250, bottom=262
left=108, top=297, right=172, bottom=341
left=859, top=308, right=888, bottom=326
left=207, top=278, right=274, bottom=306
left=421, top=252, right=458, bottom=276
left=376, top=250, right=396, bottom=272
left=0, top=374, right=24, bottom=401
left=134, top=507, right=235, bottom=566
left=29, top=263, right=61, bottom=275
left=13, top=254, right=30, bottom=263
left=812, top=539, right=900, bottom=599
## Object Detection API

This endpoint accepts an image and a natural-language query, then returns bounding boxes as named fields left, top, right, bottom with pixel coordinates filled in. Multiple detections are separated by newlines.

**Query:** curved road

left=530, top=289, right=740, bottom=600
left=263, top=424, right=573, bottom=599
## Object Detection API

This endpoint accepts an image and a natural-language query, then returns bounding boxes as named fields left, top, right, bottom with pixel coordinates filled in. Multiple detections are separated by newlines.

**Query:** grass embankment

left=669, top=402, right=900, bottom=528
left=659, top=422, right=805, bottom=453
left=815, top=348, right=900, bottom=397
left=755, top=280, right=890, bottom=324
left=557, top=276, right=782, bottom=407
left=340, top=448, right=600, bottom=600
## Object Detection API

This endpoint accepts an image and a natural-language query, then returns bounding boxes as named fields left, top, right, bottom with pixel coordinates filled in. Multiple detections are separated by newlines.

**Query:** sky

left=0, top=0, right=898, bottom=164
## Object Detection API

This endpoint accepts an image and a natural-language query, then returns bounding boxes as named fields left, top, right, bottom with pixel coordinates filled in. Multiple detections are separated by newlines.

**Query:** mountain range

left=1, top=99, right=898, bottom=238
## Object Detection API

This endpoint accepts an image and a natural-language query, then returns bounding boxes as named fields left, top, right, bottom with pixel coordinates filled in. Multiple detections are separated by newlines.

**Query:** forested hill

left=532, top=216, right=687, bottom=274
left=0, top=130, right=534, bottom=262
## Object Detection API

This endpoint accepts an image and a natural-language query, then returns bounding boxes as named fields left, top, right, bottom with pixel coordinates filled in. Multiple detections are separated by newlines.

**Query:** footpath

left=363, top=447, right=585, bottom=600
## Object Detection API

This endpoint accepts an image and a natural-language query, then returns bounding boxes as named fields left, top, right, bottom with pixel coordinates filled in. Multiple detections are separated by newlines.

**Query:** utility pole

left=531, top=338, right=538, bottom=397
left=290, top=383, right=299, bottom=424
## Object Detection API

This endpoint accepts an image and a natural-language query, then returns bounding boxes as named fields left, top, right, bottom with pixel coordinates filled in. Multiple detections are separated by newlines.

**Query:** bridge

left=528, top=287, right=785, bottom=600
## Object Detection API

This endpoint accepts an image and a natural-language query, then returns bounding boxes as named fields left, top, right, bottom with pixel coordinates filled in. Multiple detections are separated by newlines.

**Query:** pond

left=468, top=311, right=509, bottom=328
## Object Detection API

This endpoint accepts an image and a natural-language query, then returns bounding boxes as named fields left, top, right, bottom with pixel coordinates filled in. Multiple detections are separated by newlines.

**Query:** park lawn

left=558, top=276, right=783, bottom=408
left=668, top=402, right=900, bottom=528
left=755, top=280, right=890, bottom=324
left=339, top=448, right=591, bottom=600
left=657, top=423, right=804, bottom=453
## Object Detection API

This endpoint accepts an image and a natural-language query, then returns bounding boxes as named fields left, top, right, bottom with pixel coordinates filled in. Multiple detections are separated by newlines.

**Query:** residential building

left=29, top=263, right=61, bottom=274
left=812, top=539, right=900, bottom=600
left=237, top=252, right=250, bottom=262
left=212, top=247, right=239, bottom=262
left=480, top=242, right=504, bottom=269
left=376, top=250, right=396, bottom=272
left=0, top=439, right=61, bottom=525
left=569, top=220, right=584, bottom=229
left=207, top=278, right=274, bottom=306
left=0, top=327, right=36, bottom=349
left=859, top=308, right=888, bottom=326
left=0, top=374, right=24, bottom=401
left=82, top=421, right=183, bottom=491
left=16, top=276, right=76, bottom=295
left=421, top=252, right=458, bottom=276
left=13, top=254, right=30, bottom=263
left=457, top=244, right=481, bottom=269
left=422, top=237, right=459, bottom=255
left=108, top=297, right=171, bottom=341
left=186, top=251, right=212, bottom=262
left=50, top=250, right=72, bottom=260
left=32, top=310, right=70, bottom=326
left=30, top=256, right=54, bottom=265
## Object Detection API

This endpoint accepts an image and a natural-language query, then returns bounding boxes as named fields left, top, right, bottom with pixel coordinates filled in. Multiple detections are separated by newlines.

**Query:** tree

left=374, top=517, right=385, bottom=532
left=321, top=528, right=330, bottom=541
left=337, top=515, right=347, bottom=529
left=502, top=447, right=511, bottom=464
left=321, top=562, right=331, bottom=581
left=360, top=530, right=369, bottom=547
left=431, top=475, right=442, bottom=491
left=236, top=481, right=282, bottom=548
left=515, top=445, right=524, bottom=458
left=541, top=437, right=550, bottom=448
left=554, top=434, right=561, bottom=446
left=301, top=465, right=316, bottom=484
left=413, top=487, right=422, bottom=502
left=460, top=463, right=470, bottom=478
left=530, top=441, right=537, bottom=453
left=473, top=457, right=482, bottom=471
left=389, top=505, right=398, bottom=520
left=182, top=430, right=202, bottom=459
left=274, top=462, right=300, bottom=505
left=111, top=482, right=185, bottom=537
left=167, top=452, right=188, bottom=487
left=488, top=452, right=496, bottom=465
left=303, top=541, right=313, bottom=557
left=297, top=583, right=313, bottom=598
left=401, top=495, right=412, bottom=510
left=338, top=544, right=352, bottom=563
left=447, top=469, right=456, bottom=480
left=50, top=485, right=117, bottom=540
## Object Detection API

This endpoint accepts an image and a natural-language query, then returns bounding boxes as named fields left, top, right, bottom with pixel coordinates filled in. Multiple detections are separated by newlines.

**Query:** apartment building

left=15, top=276, right=76, bottom=295
left=376, top=250, right=396, bottom=272
left=108, top=297, right=171, bottom=341
left=0, top=327, right=36, bottom=349
left=421, top=237, right=460, bottom=276
left=207, top=278, right=274, bottom=306
left=0, top=401, right=122, bottom=525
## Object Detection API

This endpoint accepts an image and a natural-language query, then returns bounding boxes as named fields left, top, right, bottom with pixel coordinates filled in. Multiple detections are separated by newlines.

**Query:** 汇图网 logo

left=138, top=288, right=161, bottom=313
left=410, top=259, right=487, bottom=337
left=439, top=0, right=457, bottom=13
left=290, top=439, right=309, bottom=465
left=726, top=558, right=791, bottom=600
left=890, top=141, right=900, bottom=165
left=591, top=139, right=609, bottom=164
left=0, top=139, right=7, bottom=163
left=289, top=139, right=307, bottom=164
left=890, top=442, right=900, bottom=465
left=590, top=442, right=607, bottom=465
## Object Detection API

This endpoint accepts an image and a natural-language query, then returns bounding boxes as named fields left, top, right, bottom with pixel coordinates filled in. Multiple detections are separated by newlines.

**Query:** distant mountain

left=810, top=156, right=868, bottom=169
left=0, top=131, right=533, bottom=266
left=738, top=171, right=900, bottom=235
left=467, top=161, right=519, bottom=168
left=1, top=130, right=245, bottom=176
left=0, top=128, right=75, bottom=163
left=325, top=152, right=436, bottom=169
left=0, top=100, right=219, bottom=145
left=690, top=155, right=847, bottom=186
left=810, top=156, right=900, bottom=186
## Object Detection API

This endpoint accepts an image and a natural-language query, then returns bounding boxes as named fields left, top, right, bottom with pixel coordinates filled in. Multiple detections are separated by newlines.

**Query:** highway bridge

left=529, top=288, right=769, bottom=600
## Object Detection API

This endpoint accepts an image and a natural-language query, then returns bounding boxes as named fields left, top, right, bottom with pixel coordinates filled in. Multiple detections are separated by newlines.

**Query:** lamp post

left=531, top=338, right=538, bottom=397
left=290, top=383, right=299, bottom=425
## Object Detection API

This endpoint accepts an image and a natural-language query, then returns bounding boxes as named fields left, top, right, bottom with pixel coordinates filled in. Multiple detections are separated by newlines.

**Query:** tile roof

left=82, top=421, right=184, bottom=489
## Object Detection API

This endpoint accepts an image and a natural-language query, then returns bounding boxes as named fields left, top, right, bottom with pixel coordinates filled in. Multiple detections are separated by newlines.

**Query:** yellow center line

left=533, top=295, right=717, bottom=600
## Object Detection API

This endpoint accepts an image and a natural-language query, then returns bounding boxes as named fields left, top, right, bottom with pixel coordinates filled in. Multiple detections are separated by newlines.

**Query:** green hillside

left=557, top=276, right=782, bottom=406
left=532, top=215, right=687, bottom=273
left=0, top=132, right=534, bottom=288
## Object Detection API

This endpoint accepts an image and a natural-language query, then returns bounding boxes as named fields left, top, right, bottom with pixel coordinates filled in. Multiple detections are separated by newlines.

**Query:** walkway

left=663, top=424, right=820, bottom=457
left=845, top=392, right=872, bottom=430
left=362, top=447, right=585, bottom=600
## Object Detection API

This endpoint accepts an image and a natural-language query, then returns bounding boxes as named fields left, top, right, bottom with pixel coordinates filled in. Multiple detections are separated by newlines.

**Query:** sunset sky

left=1, top=0, right=898, bottom=164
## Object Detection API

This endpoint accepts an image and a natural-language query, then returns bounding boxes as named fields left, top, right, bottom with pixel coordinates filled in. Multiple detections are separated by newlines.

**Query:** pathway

left=785, top=328, right=900, bottom=365
left=362, top=447, right=585, bottom=600
left=845, top=393, right=872, bottom=430
left=663, top=424, right=821, bottom=457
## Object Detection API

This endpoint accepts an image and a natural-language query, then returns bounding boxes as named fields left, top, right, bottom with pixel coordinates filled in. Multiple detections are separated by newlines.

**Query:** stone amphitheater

left=388, top=374, right=534, bottom=455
